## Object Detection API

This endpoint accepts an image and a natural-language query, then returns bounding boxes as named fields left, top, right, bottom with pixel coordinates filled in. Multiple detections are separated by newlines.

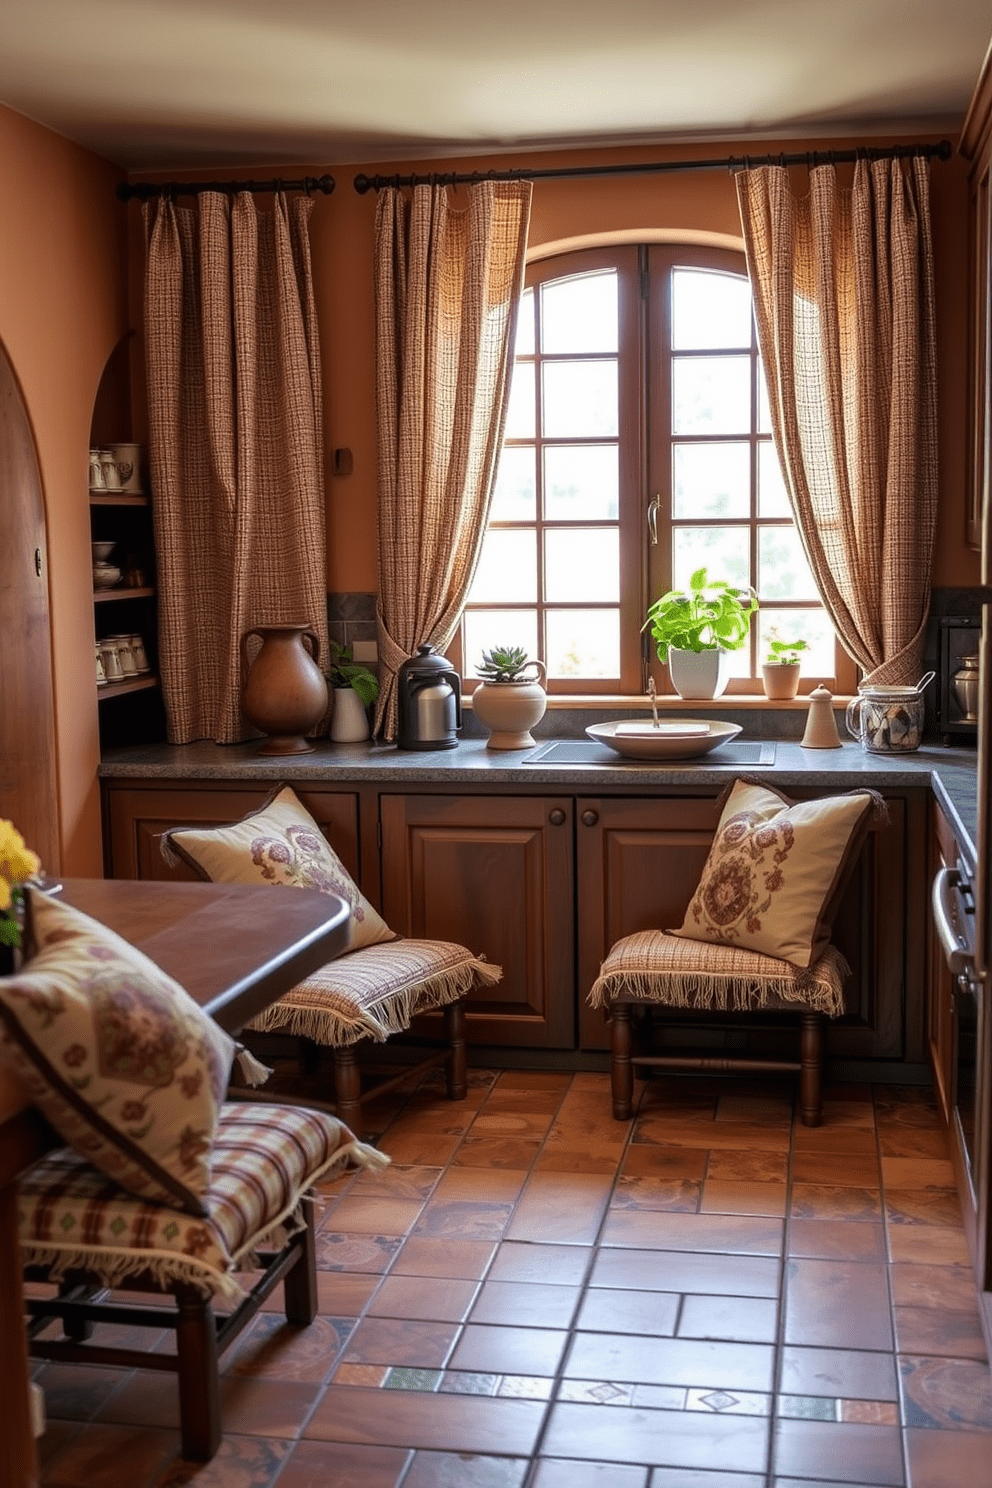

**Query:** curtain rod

left=116, top=174, right=335, bottom=202
left=353, top=140, right=953, bottom=194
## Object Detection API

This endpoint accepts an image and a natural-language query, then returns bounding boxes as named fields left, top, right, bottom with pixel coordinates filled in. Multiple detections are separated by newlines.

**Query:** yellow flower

left=0, top=819, right=41, bottom=895
left=0, top=879, right=10, bottom=914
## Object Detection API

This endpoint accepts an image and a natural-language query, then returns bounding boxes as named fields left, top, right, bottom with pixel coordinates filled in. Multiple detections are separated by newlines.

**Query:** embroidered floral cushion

left=671, top=780, right=878, bottom=969
left=0, top=890, right=235, bottom=1216
left=164, top=785, right=394, bottom=952
left=18, top=1101, right=385, bottom=1302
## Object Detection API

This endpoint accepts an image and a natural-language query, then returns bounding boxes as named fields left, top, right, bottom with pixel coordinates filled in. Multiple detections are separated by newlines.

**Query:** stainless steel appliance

left=396, top=644, right=462, bottom=751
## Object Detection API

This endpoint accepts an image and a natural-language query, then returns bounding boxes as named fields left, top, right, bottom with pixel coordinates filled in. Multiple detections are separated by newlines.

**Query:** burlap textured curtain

left=736, top=158, right=938, bottom=685
left=373, top=181, right=532, bottom=739
left=143, top=191, right=327, bottom=743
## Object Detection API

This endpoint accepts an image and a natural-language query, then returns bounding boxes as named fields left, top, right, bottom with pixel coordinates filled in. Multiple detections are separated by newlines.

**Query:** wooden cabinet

left=962, top=47, right=992, bottom=557
left=379, top=793, right=575, bottom=1047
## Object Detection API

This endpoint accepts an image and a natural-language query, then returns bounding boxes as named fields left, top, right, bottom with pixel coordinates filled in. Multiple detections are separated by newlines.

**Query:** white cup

left=127, top=634, right=150, bottom=672
left=89, top=451, right=106, bottom=490
left=110, top=635, right=138, bottom=676
left=107, top=443, right=142, bottom=494
left=99, top=640, right=124, bottom=683
left=95, top=645, right=107, bottom=686
left=100, top=454, right=122, bottom=491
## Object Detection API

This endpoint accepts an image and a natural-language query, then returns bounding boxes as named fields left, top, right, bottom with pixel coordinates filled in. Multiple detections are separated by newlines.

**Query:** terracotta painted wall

left=0, top=106, right=129, bottom=875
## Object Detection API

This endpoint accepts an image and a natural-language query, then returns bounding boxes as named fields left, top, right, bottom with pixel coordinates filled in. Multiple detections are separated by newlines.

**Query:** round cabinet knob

left=581, top=809, right=599, bottom=827
left=548, top=808, right=566, bottom=826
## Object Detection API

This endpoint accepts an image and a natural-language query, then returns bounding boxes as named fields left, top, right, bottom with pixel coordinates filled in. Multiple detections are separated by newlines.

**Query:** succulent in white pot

left=643, top=567, right=758, bottom=699
left=472, top=645, right=547, bottom=750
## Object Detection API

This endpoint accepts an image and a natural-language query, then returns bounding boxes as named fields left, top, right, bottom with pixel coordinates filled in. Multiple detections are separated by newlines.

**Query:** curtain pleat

left=737, top=157, right=938, bottom=686
left=373, top=181, right=532, bottom=739
left=143, top=192, right=327, bottom=743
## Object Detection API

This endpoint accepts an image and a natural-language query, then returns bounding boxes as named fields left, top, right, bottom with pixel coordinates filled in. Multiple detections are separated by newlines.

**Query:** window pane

left=468, top=529, right=537, bottom=604
left=545, top=528, right=619, bottom=602
left=673, top=356, right=750, bottom=434
left=673, top=442, right=750, bottom=519
left=541, top=272, right=618, bottom=354
left=543, top=361, right=618, bottom=438
left=515, top=288, right=535, bottom=357
left=672, top=526, right=751, bottom=593
left=491, top=446, right=536, bottom=522
left=758, top=362, right=772, bottom=434
left=504, top=361, right=535, bottom=439
left=758, top=441, right=790, bottom=518
left=758, top=526, right=817, bottom=600
left=672, top=269, right=752, bottom=350
left=545, top=444, right=619, bottom=520
left=464, top=609, right=538, bottom=676
left=759, top=608, right=836, bottom=676
left=547, top=608, right=619, bottom=678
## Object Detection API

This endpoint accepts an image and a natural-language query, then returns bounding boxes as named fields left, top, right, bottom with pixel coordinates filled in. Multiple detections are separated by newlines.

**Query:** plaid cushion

left=0, top=890, right=234, bottom=1217
left=18, top=1101, right=381, bottom=1300
left=247, top=939, right=502, bottom=1047
left=589, top=930, right=847, bottom=1017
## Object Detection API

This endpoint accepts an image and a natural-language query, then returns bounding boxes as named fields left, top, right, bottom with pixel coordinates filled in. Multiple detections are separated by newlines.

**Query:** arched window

left=457, top=243, right=851, bottom=695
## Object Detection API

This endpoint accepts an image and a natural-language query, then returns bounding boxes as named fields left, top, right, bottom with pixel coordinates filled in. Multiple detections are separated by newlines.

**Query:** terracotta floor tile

left=494, top=1069, right=573, bottom=1092
left=342, top=1317, right=460, bottom=1367
left=276, top=1439, right=411, bottom=1488
left=402, top=1449, right=529, bottom=1486
left=885, top=1189, right=964, bottom=1229
left=784, top=1260, right=893, bottom=1351
left=448, top=1323, right=569, bottom=1376
left=882, top=1156, right=958, bottom=1190
left=451, top=1136, right=542, bottom=1168
left=33, top=1364, right=126, bottom=1423
left=620, top=1144, right=709, bottom=1180
left=530, top=1460, right=650, bottom=1487
left=791, top=1123, right=879, bottom=1156
left=541, top=1401, right=770, bottom=1472
left=899, top=1354, right=992, bottom=1430
left=324, top=1196, right=425, bottom=1235
left=393, top=1236, right=497, bottom=1280
left=574, top=1286, right=680, bottom=1337
left=715, top=1093, right=794, bottom=1126
left=787, top=1219, right=886, bottom=1262
left=790, top=1184, right=883, bottom=1222
left=601, top=1209, right=783, bottom=1256
left=213, top=1377, right=324, bottom=1440
left=707, top=1149, right=790, bottom=1183
left=778, top=1345, right=899, bottom=1401
left=564, top=1331, right=775, bottom=1392
left=376, top=1130, right=463, bottom=1165
left=470, top=1280, right=581, bottom=1329
left=892, top=1306, right=989, bottom=1361
left=149, top=1433, right=291, bottom=1487
left=905, top=1425, right=992, bottom=1485
left=39, top=1423, right=179, bottom=1487
left=591, top=1246, right=780, bottom=1298
left=428, top=1168, right=526, bottom=1204
left=304, top=1384, right=545, bottom=1455
left=537, top=1145, right=628, bottom=1175
left=315, top=1233, right=402, bottom=1272
left=610, top=1176, right=701, bottom=1212
left=878, top=1126, right=951, bottom=1159
left=348, top=1164, right=442, bottom=1200
left=890, top=1263, right=981, bottom=1312
left=479, top=1089, right=565, bottom=1117
left=772, top=1418, right=903, bottom=1484
left=677, top=1293, right=779, bottom=1344
left=887, top=1224, right=972, bottom=1267
left=700, top=1180, right=788, bottom=1218
left=651, top=1471, right=765, bottom=1488
left=505, top=1172, right=613, bottom=1245
left=94, top=1371, right=182, bottom=1431
left=305, top=1270, right=378, bottom=1318
left=225, top=1314, right=351, bottom=1382
left=792, top=1151, right=881, bottom=1187
left=633, top=1117, right=790, bottom=1153
left=488, top=1241, right=592, bottom=1286
left=368, top=1275, right=479, bottom=1323
left=468, top=1112, right=556, bottom=1139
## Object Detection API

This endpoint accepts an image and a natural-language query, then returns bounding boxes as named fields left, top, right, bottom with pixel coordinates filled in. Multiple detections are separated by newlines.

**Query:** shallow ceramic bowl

left=91, top=541, right=115, bottom=561
left=586, top=719, right=743, bottom=760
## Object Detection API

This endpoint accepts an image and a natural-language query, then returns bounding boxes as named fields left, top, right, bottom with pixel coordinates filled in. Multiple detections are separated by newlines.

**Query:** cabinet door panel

left=104, top=784, right=360, bottom=884
left=380, top=794, right=574, bottom=1047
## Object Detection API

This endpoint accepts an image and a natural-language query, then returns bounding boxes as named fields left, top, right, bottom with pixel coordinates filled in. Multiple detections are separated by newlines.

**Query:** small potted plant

left=762, top=634, right=809, bottom=700
left=326, top=641, right=379, bottom=743
left=643, top=567, right=758, bottom=699
left=472, top=645, right=547, bottom=750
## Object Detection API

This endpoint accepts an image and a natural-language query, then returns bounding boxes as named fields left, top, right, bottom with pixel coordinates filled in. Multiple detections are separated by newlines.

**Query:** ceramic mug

left=110, top=635, right=138, bottom=676
left=99, top=640, right=124, bottom=683
left=127, top=634, right=150, bottom=673
left=89, top=450, right=106, bottom=490
left=95, top=644, right=107, bottom=686
left=108, top=443, right=142, bottom=494
left=100, top=453, right=122, bottom=491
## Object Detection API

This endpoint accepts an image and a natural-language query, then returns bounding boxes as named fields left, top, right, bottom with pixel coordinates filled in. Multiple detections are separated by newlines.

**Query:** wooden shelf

left=93, top=586, right=155, bottom=603
left=90, top=492, right=149, bottom=506
left=97, top=674, right=159, bottom=702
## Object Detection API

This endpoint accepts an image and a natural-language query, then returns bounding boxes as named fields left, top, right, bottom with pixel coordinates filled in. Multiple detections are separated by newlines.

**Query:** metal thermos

left=396, top=644, right=462, bottom=750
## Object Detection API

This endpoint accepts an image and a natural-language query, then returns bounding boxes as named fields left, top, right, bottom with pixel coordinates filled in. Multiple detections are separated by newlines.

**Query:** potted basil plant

left=762, top=635, right=809, bottom=701
left=326, top=641, right=379, bottom=743
left=643, top=566, right=758, bottom=699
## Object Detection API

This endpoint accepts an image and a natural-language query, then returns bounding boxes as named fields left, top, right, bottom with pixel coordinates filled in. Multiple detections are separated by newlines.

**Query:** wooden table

left=0, top=878, right=350, bottom=1488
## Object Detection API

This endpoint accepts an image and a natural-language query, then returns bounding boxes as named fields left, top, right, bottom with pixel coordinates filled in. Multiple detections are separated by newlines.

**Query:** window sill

left=463, top=692, right=853, bottom=711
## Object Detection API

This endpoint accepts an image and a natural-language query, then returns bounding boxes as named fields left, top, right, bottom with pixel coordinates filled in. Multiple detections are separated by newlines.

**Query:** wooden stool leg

left=333, top=1045, right=363, bottom=1132
left=610, top=1002, right=634, bottom=1120
left=444, top=999, right=467, bottom=1102
left=175, top=1287, right=221, bottom=1461
left=283, top=1197, right=318, bottom=1326
left=799, top=1011, right=823, bottom=1127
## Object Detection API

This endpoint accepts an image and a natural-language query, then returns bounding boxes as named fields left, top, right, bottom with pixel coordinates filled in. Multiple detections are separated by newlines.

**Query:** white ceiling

left=1, top=0, right=990, bottom=173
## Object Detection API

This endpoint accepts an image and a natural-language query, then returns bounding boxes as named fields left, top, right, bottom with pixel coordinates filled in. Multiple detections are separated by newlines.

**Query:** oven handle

left=932, top=866, right=973, bottom=978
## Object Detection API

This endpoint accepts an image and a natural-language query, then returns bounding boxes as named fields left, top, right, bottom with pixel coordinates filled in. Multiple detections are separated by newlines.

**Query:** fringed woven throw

left=589, top=931, right=847, bottom=1017
left=246, top=938, right=502, bottom=1048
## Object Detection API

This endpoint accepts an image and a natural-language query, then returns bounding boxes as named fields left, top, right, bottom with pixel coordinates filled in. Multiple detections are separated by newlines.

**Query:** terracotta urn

left=761, top=662, right=801, bottom=700
left=472, top=662, right=547, bottom=750
left=240, top=623, right=328, bottom=755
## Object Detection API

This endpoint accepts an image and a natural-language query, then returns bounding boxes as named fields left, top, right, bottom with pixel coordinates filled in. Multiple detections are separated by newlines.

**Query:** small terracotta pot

left=762, top=662, right=801, bottom=700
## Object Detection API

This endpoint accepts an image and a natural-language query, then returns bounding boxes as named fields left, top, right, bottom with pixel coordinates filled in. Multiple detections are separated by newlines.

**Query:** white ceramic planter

left=472, top=668, right=547, bottom=749
left=667, top=647, right=733, bottom=700
left=330, top=685, right=370, bottom=742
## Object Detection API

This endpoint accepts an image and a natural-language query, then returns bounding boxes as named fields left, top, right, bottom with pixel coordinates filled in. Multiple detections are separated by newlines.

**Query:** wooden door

left=0, top=344, right=59, bottom=872
left=380, top=793, right=575, bottom=1047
